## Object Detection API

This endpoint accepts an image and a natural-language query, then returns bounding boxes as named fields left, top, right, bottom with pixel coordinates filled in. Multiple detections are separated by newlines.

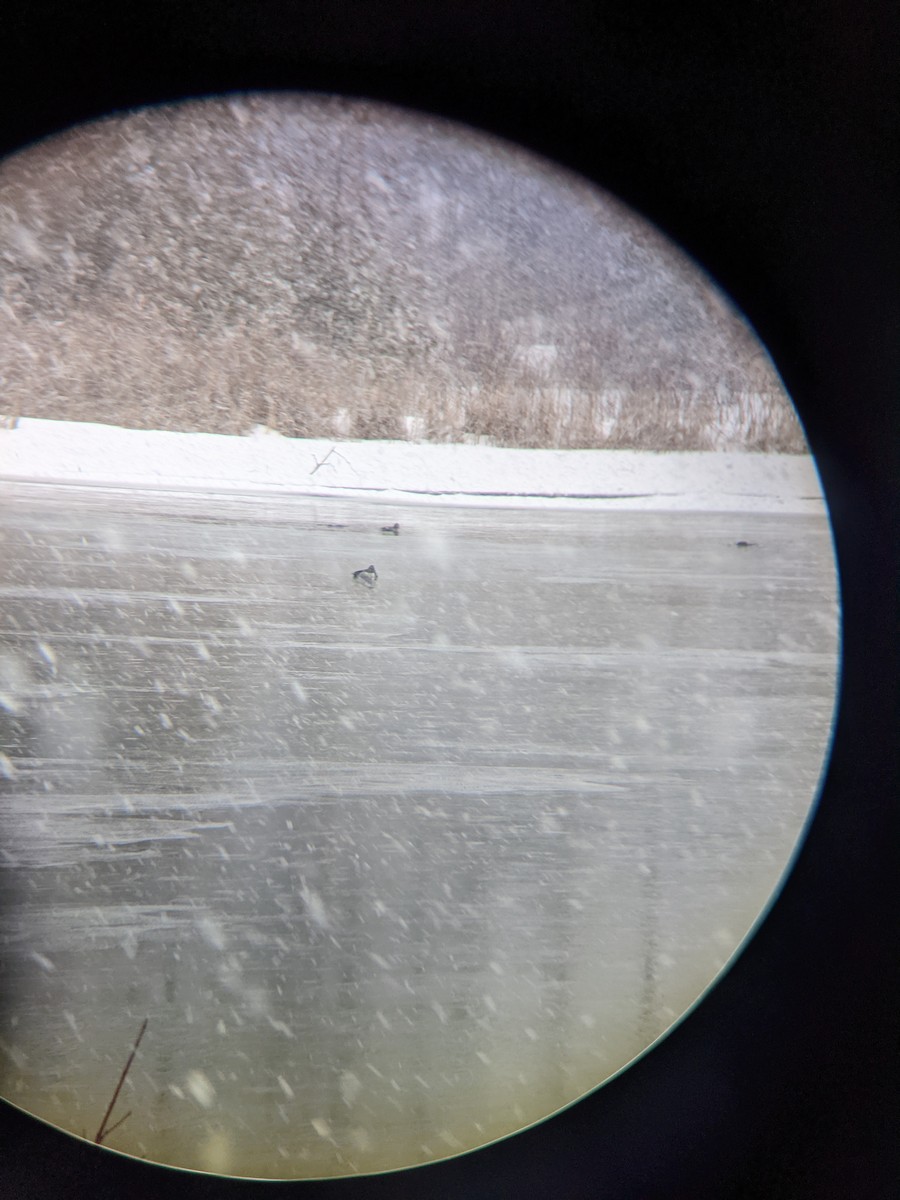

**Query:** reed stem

left=94, top=1018, right=148, bottom=1145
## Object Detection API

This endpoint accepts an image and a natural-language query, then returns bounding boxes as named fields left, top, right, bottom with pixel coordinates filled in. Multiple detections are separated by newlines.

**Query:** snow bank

left=0, top=418, right=827, bottom=514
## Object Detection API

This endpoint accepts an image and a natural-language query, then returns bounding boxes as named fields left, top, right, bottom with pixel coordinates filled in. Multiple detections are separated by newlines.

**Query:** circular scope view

left=0, top=95, right=838, bottom=1178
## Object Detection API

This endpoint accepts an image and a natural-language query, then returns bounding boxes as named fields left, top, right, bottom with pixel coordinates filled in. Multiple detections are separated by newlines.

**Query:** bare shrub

left=0, top=309, right=807, bottom=452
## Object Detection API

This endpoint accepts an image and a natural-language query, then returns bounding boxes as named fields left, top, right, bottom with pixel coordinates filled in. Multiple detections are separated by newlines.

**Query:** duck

left=735, top=540, right=758, bottom=548
left=381, top=523, right=400, bottom=535
left=353, top=564, right=378, bottom=587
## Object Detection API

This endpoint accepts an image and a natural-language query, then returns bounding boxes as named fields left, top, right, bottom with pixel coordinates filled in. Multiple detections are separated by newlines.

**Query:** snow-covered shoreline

left=0, top=418, right=826, bottom=514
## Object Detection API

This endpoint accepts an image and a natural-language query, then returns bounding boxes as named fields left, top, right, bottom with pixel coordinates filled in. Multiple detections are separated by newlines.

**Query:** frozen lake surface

left=0, top=483, right=838, bottom=1177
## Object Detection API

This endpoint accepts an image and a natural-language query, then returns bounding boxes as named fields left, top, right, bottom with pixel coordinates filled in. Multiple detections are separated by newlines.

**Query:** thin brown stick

left=94, top=1018, right=147, bottom=1145
left=100, top=1110, right=132, bottom=1141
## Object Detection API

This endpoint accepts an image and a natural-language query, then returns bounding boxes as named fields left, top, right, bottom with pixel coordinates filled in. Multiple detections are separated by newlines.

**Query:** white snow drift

left=0, top=418, right=826, bottom=514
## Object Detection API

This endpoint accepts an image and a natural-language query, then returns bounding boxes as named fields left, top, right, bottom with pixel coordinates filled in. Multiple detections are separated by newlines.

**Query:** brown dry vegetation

left=0, top=305, right=805, bottom=451
left=0, top=95, right=808, bottom=453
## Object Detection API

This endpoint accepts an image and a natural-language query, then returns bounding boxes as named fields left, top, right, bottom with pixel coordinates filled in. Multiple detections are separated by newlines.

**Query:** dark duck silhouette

left=353, top=564, right=378, bottom=587
left=381, top=523, right=400, bottom=535
left=735, top=540, right=758, bottom=548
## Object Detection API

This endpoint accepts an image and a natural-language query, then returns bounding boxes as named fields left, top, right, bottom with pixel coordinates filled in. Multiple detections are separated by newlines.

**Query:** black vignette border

left=0, top=2, right=897, bottom=1198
